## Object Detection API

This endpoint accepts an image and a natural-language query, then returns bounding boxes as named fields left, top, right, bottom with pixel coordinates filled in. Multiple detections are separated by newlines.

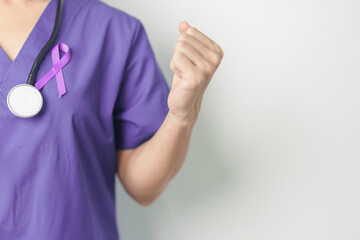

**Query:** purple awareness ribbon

left=35, top=43, right=71, bottom=97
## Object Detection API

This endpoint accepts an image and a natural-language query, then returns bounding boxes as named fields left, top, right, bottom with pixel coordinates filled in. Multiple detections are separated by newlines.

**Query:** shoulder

left=68, top=0, right=146, bottom=55
left=83, top=0, right=141, bottom=33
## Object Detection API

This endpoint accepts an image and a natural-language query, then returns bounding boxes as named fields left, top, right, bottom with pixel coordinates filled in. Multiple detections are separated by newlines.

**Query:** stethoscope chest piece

left=7, top=84, right=43, bottom=118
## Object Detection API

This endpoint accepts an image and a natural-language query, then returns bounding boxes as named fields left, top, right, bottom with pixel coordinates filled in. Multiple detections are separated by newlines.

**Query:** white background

left=104, top=0, right=360, bottom=239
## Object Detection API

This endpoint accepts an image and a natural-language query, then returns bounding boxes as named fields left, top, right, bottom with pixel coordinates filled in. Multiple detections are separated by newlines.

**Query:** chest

left=0, top=1, right=50, bottom=62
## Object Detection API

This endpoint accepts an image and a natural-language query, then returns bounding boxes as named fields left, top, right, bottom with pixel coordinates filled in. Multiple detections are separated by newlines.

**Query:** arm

left=116, top=21, right=223, bottom=206
left=116, top=112, right=195, bottom=206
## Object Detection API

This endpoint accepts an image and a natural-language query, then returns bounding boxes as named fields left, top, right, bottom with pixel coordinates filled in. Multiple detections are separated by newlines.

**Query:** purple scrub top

left=0, top=0, right=170, bottom=239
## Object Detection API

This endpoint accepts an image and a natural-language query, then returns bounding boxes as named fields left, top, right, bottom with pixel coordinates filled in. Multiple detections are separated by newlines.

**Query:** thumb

left=179, top=21, right=191, bottom=33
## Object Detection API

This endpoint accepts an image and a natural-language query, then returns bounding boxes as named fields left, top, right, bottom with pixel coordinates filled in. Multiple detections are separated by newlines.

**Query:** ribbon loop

left=35, top=42, right=71, bottom=97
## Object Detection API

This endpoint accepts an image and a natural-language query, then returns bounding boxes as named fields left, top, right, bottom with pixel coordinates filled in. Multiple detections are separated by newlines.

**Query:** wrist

left=167, top=111, right=197, bottom=128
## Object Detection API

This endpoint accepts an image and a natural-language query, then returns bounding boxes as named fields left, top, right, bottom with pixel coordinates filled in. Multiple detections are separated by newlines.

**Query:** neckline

left=0, top=0, right=86, bottom=106
left=0, top=0, right=55, bottom=65
left=0, top=0, right=57, bottom=89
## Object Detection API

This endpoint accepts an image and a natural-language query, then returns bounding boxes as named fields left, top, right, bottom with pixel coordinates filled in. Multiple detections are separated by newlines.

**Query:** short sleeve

left=113, top=20, right=170, bottom=150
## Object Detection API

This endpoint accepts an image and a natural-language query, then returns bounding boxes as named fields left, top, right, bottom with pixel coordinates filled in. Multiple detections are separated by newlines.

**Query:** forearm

left=121, top=112, right=196, bottom=205
left=119, top=21, right=223, bottom=206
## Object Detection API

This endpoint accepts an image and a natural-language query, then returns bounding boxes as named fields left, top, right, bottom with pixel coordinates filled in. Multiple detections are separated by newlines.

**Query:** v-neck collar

left=0, top=47, right=11, bottom=79
left=0, top=0, right=54, bottom=66
left=0, top=0, right=57, bottom=95
left=0, top=0, right=86, bottom=102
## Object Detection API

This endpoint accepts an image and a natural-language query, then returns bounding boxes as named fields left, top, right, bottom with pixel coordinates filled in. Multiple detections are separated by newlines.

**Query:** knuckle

left=214, top=43, right=221, bottom=52
left=207, top=51, right=222, bottom=66
left=173, top=51, right=182, bottom=60
left=177, top=33, right=185, bottom=42
left=178, top=33, right=188, bottom=42
left=212, top=52, right=222, bottom=64
left=173, top=51, right=185, bottom=64
left=176, top=40, right=187, bottom=50
left=218, top=45, right=224, bottom=58
left=202, top=62, right=213, bottom=77
left=212, top=42, right=224, bottom=59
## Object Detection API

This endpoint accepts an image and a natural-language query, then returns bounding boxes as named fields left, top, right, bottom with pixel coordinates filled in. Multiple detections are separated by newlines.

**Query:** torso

left=0, top=0, right=51, bottom=62
left=0, top=1, right=169, bottom=238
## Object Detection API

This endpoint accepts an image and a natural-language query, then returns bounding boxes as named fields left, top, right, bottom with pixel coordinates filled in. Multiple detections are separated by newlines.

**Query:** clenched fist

left=168, top=21, right=224, bottom=123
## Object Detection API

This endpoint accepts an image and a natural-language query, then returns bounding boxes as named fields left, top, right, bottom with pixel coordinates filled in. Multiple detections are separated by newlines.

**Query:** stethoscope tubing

left=27, top=0, right=63, bottom=86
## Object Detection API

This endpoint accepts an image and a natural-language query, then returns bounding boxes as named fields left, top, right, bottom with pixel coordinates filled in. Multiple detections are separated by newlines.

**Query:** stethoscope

left=7, top=0, right=63, bottom=118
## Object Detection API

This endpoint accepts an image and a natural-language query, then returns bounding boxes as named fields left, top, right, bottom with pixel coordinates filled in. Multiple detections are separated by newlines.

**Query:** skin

left=0, top=0, right=224, bottom=206
left=117, top=21, right=223, bottom=206
left=0, top=0, right=51, bottom=62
